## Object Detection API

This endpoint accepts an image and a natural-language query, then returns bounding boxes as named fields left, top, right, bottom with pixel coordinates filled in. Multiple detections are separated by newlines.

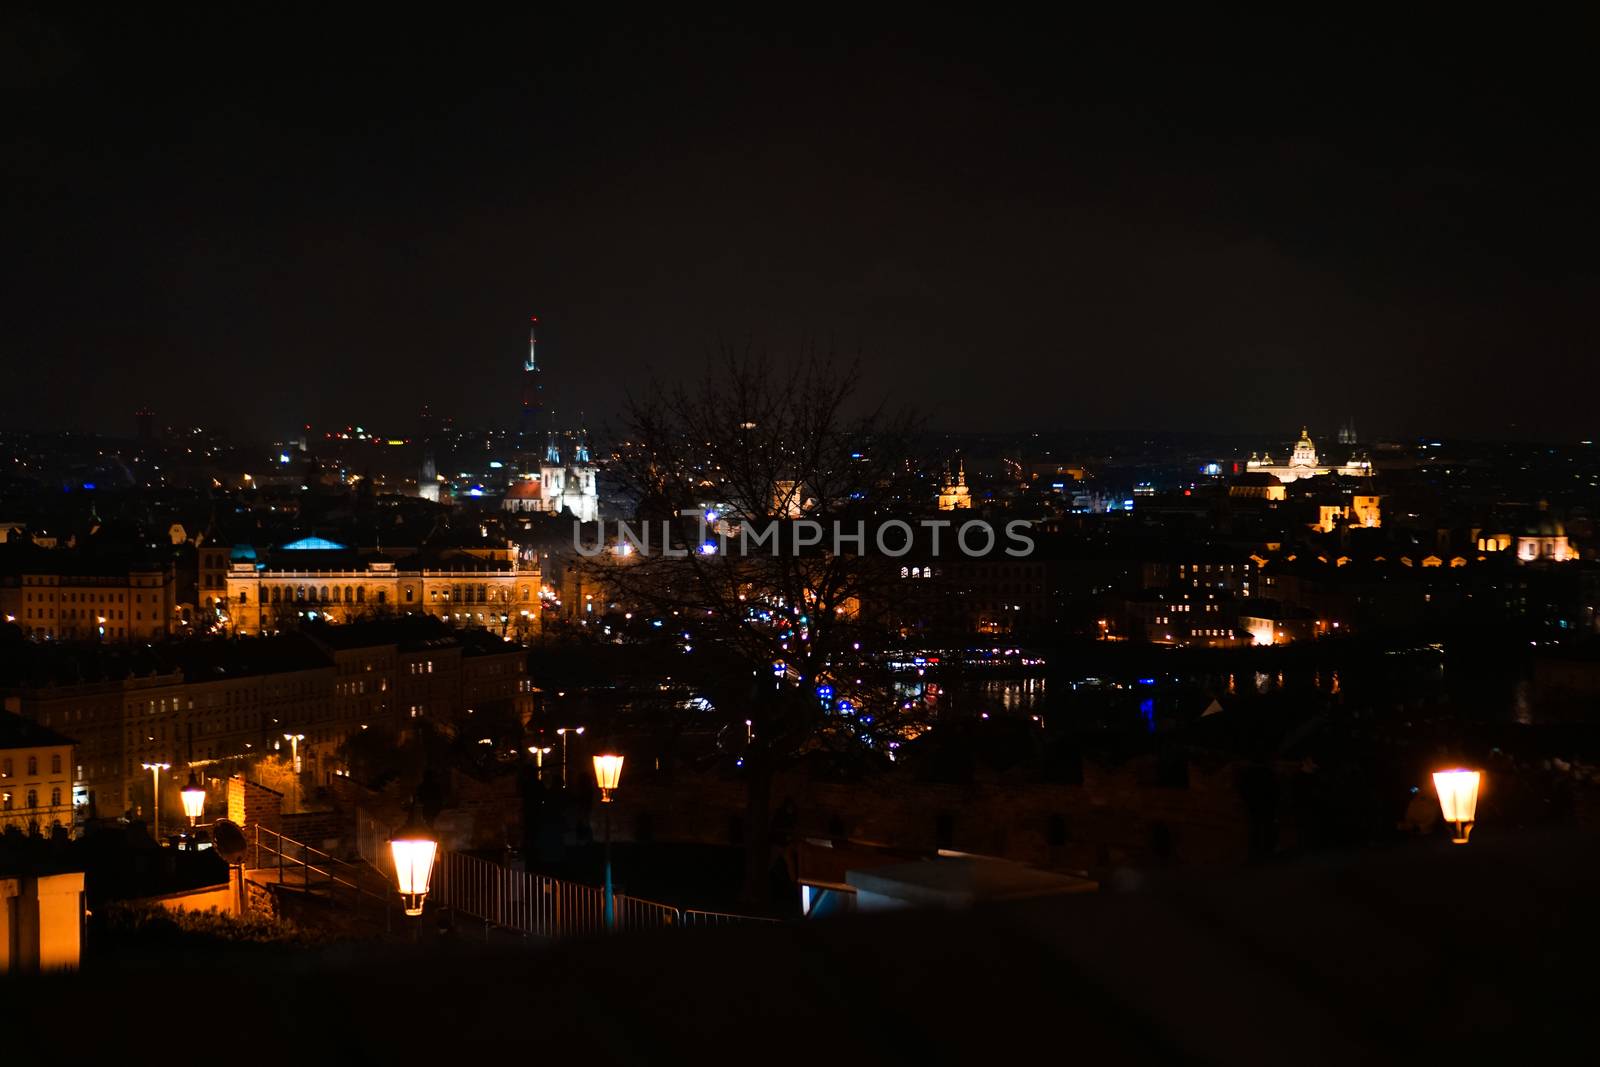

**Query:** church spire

left=544, top=411, right=562, bottom=465
left=574, top=418, right=591, bottom=465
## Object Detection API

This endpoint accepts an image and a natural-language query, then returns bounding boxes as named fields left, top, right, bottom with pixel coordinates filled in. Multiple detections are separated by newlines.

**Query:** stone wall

left=282, top=810, right=353, bottom=855
left=244, top=876, right=276, bottom=918
left=227, top=776, right=282, bottom=836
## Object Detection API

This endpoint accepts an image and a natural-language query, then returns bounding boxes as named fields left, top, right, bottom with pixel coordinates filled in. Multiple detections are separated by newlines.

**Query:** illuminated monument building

left=502, top=315, right=600, bottom=522
left=936, top=456, right=972, bottom=510
left=1247, top=427, right=1372, bottom=484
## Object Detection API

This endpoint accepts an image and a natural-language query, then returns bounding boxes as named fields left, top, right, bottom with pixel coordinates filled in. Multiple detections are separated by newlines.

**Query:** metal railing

left=429, top=849, right=777, bottom=939
left=355, top=809, right=780, bottom=939
left=682, top=908, right=780, bottom=928
left=249, top=823, right=398, bottom=926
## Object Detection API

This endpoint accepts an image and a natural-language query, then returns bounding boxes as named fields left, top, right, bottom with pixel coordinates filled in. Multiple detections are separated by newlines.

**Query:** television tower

left=521, top=315, right=543, bottom=437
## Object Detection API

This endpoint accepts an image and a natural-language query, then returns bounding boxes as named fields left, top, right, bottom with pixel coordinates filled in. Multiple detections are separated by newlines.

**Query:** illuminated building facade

left=0, top=713, right=76, bottom=836
left=1, top=562, right=176, bottom=643
left=1247, top=427, right=1372, bottom=484
left=503, top=430, right=600, bottom=522
left=223, top=538, right=540, bottom=635
left=1312, top=495, right=1382, bottom=532
left=936, top=457, right=972, bottom=510
left=1515, top=513, right=1577, bottom=562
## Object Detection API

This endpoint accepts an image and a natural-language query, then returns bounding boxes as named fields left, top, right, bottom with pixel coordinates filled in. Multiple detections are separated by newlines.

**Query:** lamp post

left=1433, top=768, right=1482, bottom=844
left=528, top=746, right=552, bottom=784
left=140, top=762, right=170, bottom=840
left=556, top=726, right=585, bottom=789
left=388, top=807, right=439, bottom=918
left=283, top=732, right=305, bottom=812
left=283, top=732, right=305, bottom=774
left=593, top=753, right=624, bottom=930
left=181, top=771, right=206, bottom=828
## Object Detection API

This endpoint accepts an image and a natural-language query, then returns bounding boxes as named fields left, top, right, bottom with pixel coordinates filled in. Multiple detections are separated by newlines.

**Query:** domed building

left=1246, top=427, right=1372, bottom=484
left=1516, top=505, right=1577, bottom=562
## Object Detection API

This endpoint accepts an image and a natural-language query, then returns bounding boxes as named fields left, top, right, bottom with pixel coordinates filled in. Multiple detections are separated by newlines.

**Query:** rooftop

left=0, top=709, right=75, bottom=750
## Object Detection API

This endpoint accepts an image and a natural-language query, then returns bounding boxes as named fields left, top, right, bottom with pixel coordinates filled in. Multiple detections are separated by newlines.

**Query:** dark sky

left=4, top=12, right=1597, bottom=443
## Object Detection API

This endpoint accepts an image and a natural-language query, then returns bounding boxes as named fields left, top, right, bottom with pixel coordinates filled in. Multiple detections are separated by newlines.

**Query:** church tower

left=937, top=455, right=973, bottom=510
left=541, top=425, right=565, bottom=501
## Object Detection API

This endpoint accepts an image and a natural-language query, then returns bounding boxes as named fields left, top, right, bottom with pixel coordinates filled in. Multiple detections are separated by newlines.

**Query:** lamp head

left=181, top=772, right=206, bottom=822
left=593, top=753, right=624, bottom=801
left=388, top=807, right=439, bottom=916
left=1432, top=768, right=1482, bottom=844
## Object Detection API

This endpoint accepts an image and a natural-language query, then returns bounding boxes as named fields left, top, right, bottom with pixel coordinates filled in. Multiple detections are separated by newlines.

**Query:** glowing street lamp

left=593, top=753, right=625, bottom=929
left=141, top=762, right=171, bottom=840
left=388, top=808, right=439, bottom=917
left=283, top=732, right=305, bottom=774
left=181, top=772, right=206, bottom=827
left=528, top=745, right=552, bottom=783
left=593, top=754, right=624, bottom=802
left=1433, top=769, right=1482, bottom=845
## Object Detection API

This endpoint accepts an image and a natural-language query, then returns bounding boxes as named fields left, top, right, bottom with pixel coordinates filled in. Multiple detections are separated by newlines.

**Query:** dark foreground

left=9, top=830, right=1593, bottom=1064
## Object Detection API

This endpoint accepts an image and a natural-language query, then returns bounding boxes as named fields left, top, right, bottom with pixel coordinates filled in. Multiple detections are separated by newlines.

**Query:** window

left=2, top=792, right=9, bottom=810
left=51, top=754, right=61, bottom=774
left=50, top=787, right=61, bottom=807
left=27, top=755, right=37, bottom=776
left=27, top=789, right=37, bottom=808
left=1, top=758, right=10, bottom=777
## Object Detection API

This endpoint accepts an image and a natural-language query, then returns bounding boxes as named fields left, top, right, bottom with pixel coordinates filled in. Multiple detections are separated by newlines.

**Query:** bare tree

left=588, top=346, right=926, bottom=904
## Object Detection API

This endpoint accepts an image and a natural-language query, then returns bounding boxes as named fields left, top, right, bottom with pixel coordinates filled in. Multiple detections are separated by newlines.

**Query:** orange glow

left=180, top=773, right=206, bottom=823
left=389, top=815, right=439, bottom=915
left=593, top=754, right=625, bottom=801
left=1432, top=769, right=1481, bottom=844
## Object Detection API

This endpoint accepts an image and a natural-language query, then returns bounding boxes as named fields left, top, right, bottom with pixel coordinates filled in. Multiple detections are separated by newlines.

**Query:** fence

left=249, top=823, right=400, bottom=927
left=354, top=810, right=779, bottom=940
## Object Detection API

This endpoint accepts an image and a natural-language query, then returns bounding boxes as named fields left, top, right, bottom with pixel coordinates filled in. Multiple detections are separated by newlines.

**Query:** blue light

left=1138, top=677, right=1156, bottom=686
left=489, top=461, right=504, bottom=469
left=469, top=486, right=484, bottom=497
left=279, top=453, right=291, bottom=465
left=699, top=542, right=718, bottom=555
left=81, top=483, right=95, bottom=490
left=704, top=509, right=718, bottom=521
left=816, top=685, right=834, bottom=699
left=651, top=619, right=664, bottom=628
left=837, top=699, right=854, bottom=713
left=1140, top=697, right=1156, bottom=733
left=280, top=536, right=348, bottom=551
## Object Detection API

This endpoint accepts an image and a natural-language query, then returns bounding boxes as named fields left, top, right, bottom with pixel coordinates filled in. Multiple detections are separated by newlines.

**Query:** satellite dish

left=212, top=818, right=248, bottom=864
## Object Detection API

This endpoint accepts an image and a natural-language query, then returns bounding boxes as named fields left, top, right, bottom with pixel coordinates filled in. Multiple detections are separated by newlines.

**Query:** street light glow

left=389, top=809, right=439, bottom=917
left=1433, top=769, right=1482, bottom=844
left=593, top=753, right=624, bottom=801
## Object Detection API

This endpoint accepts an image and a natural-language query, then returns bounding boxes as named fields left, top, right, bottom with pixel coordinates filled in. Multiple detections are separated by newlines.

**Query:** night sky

left=4, top=12, right=1597, bottom=442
